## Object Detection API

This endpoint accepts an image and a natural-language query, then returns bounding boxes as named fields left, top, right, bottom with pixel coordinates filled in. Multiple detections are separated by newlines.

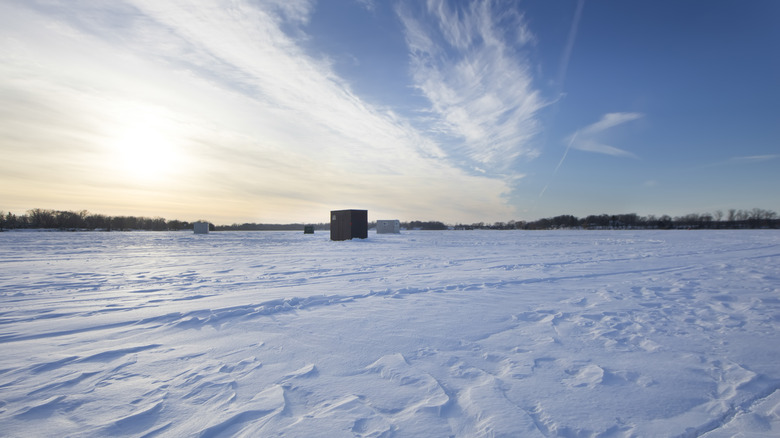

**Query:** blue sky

left=1, top=0, right=777, bottom=224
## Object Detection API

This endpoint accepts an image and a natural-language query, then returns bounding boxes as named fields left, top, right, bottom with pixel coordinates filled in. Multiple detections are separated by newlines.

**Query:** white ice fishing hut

left=193, top=222, right=209, bottom=234
left=376, top=219, right=400, bottom=234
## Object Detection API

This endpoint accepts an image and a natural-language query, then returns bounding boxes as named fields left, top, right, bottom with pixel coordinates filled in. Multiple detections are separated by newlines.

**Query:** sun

left=111, top=120, right=178, bottom=182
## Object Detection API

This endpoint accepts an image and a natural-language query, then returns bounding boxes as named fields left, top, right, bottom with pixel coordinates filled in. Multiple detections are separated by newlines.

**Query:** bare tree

left=700, top=213, right=713, bottom=228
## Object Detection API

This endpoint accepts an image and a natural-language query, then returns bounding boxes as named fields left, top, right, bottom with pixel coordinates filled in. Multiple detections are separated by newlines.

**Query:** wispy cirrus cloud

left=566, top=112, right=643, bottom=158
left=397, top=0, right=545, bottom=176
left=728, top=154, right=779, bottom=164
left=0, top=0, right=516, bottom=223
left=355, top=0, right=377, bottom=13
left=701, top=153, right=780, bottom=169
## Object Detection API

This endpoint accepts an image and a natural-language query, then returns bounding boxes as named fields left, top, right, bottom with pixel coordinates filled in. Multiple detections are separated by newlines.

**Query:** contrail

left=556, top=0, right=585, bottom=96
left=554, top=131, right=577, bottom=175
left=538, top=0, right=585, bottom=201
left=539, top=131, right=577, bottom=198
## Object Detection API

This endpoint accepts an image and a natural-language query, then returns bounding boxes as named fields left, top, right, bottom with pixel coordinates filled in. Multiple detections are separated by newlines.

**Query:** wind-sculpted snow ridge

left=1, top=230, right=779, bottom=437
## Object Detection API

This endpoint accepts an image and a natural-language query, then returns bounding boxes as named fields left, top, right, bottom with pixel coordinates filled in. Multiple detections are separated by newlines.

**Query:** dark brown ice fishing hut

left=330, top=209, right=368, bottom=241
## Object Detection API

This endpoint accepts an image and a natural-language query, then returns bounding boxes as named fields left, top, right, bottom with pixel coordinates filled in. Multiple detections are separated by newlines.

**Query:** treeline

left=215, top=223, right=329, bottom=231
left=456, top=208, right=779, bottom=230
left=401, top=221, right=448, bottom=230
left=2, top=207, right=778, bottom=232
left=216, top=221, right=445, bottom=231
left=0, top=209, right=199, bottom=231
left=0, top=210, right=451, bottom=232
left=217, top=221, right=447, bottom=231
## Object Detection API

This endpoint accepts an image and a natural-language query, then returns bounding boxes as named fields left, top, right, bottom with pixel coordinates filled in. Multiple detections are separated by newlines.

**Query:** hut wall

left=330, top=210, right=368, bottom=241
left=376, top=220, right=400, bottom=234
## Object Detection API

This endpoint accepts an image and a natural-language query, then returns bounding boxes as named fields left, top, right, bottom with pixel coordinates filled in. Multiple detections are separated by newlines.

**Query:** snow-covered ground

left=1, top=229, right=779, bottom=437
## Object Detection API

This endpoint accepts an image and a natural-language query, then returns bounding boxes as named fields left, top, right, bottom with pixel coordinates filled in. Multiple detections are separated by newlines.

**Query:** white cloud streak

left=701, top=154, right=779, bottom=169
left=580, top=112, right=643, bottom=137
left=397, top=0, right=545, bottom=176
left=729, top=154, right=779, bottom=163
left=566, top=112, right=643, bottom=158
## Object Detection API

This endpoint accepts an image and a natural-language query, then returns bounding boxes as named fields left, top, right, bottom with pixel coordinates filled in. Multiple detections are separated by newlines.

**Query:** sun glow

left=110, top=118, right=179, bottom=183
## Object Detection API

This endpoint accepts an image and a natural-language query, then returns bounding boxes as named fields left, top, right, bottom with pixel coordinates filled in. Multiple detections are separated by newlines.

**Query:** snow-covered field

left=1, top=229, right=779, bottom=437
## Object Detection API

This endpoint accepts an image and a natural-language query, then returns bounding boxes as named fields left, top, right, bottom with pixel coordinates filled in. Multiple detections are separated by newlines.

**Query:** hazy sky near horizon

left=1, top=0, right=778, bottom=224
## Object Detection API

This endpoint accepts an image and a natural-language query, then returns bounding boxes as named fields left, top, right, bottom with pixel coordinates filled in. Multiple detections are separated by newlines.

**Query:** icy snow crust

left=1, top=230, right=779, bottom=437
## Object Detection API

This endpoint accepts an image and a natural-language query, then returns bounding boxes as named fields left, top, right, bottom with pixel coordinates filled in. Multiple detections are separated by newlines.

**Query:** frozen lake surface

left=1, top=229, right=779, bottom=437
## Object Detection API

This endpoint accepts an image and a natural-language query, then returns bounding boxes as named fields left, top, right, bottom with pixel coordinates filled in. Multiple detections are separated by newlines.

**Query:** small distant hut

left=303, top=225, right=315, bottom=234
left=193, top=222, right=210, bottom=234
left=376, top=219, right=400, bottom=234
left=330, top=209, right=368, bottom=241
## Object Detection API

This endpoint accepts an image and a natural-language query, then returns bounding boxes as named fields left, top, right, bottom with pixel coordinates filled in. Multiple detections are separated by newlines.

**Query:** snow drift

left=1, top=230, right=778, bottom=436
